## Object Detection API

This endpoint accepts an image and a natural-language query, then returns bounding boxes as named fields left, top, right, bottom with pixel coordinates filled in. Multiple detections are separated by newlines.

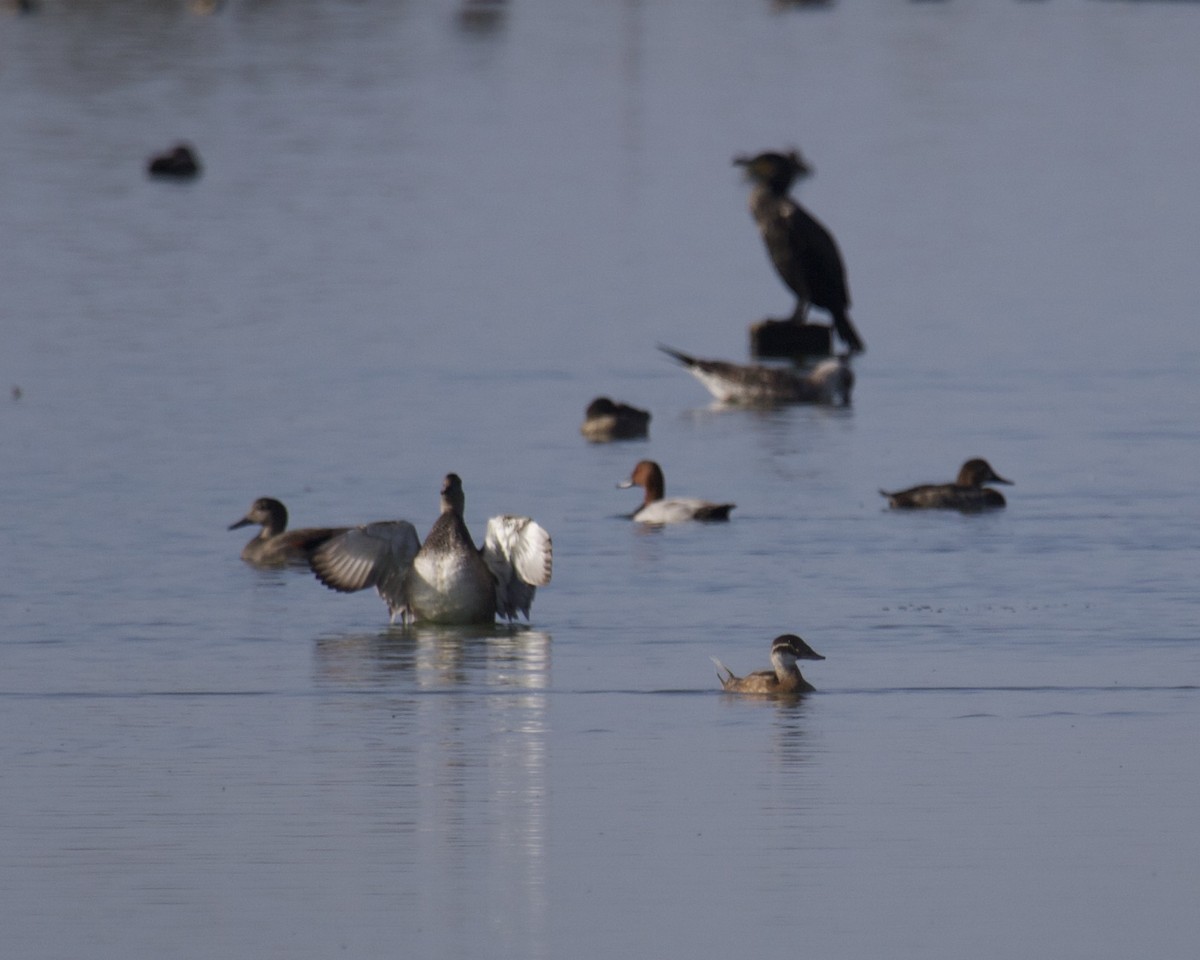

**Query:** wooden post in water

left=749, top=319, right=832, bottom=360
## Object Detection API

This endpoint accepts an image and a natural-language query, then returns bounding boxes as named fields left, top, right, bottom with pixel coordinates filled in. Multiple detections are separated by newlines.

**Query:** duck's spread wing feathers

left=483, top=515, right=553, bottom=620
left=310, top=521, right=421, bottom=616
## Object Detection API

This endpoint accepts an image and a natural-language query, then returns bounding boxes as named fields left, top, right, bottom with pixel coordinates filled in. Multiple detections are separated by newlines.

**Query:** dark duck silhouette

left=147, top=143, right=201, bottom=178
left=580, top=397, right=651, bottom=442
left=881, top=459, right=1013, bottom=511
left=734, top=149, right=865, bottom=354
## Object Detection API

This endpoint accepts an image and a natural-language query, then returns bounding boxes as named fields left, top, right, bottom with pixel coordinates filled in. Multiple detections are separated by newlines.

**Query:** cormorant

left=734, top=149, right=865, bottom=353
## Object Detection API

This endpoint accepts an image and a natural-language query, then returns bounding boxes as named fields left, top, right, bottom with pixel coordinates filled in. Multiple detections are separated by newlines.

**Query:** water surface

left=3, top=2, right=1199, bottom=958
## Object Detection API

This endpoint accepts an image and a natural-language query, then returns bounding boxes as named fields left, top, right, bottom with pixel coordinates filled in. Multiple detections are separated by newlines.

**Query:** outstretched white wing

left=482, top=515, right=553, bottom=621
left=310, top=521, right=422, bottom=621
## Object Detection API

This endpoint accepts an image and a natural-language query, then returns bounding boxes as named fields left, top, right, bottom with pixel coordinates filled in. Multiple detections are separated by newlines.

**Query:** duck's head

left=617, top=459, right=665, bottom=500
left=585, top=397, right=619, bottom=418
left=440, top=473, right=466, bottom=515
left=229, top=497, right=287, bottom=532
left=772, top=633, right=825, bottom=666
left=957, top=459, right=1012, bottom=488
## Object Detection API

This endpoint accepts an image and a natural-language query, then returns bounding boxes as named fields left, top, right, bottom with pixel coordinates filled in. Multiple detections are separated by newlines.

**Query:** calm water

left=3, top=1, right=1199, bottom=958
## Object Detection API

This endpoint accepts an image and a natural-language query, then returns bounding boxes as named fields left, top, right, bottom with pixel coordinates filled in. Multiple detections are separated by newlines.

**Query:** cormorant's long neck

left=748, top=182, right=791, bottom=225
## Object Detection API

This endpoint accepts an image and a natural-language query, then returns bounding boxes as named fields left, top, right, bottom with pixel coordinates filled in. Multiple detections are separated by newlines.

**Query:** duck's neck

left=771, top=651, right=801, bottom=683
left=441, top=489, right=465, bottom=517
left=260, top=507, right=287, bottom=538
left=642, top=473, right=665, bottom=505
left=749, top=182, right=784, bottom=219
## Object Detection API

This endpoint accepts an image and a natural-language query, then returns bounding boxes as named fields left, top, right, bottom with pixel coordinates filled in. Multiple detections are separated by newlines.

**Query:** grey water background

left=3, top=0, right=1199, bottom=957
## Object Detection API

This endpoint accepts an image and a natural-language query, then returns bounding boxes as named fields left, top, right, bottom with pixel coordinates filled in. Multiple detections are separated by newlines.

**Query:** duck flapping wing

left=310, top=521, right=423, bottom=618
left=482, top=515, right=553, bottom=620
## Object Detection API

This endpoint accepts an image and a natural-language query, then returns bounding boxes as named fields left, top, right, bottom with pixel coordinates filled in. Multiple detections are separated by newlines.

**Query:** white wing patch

left=483, top=515, right=553, bottom=621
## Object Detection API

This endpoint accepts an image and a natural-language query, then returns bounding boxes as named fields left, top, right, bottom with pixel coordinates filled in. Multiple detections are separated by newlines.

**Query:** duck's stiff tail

left=710, top=656, right=734, bottom=686
left=878, top=489, right=904, bottom=508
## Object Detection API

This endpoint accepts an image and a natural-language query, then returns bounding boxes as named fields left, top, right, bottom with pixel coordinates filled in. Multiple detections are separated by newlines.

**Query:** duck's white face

left=770, top=644, right=800, bottom=673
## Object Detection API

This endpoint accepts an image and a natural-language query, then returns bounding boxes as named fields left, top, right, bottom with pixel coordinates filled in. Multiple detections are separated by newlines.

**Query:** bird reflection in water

left=314, top=624, right=551, bottom=691
left=312, top=620, right=550, bottom=950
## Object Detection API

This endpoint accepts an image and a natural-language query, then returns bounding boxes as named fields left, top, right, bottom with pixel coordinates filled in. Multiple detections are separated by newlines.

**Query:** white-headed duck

left=712, top=633, right=825, bottom=695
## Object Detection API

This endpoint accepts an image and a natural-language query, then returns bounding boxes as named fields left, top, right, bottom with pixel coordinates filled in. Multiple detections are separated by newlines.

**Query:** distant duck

left=459, top=0, right=506, bottom=27
left=147, top=143, right=201, bottom=178
left=229, top=497, right=349, bottom=567
left=618, top=459, right=735, bottom=524
left=581, top=397, right=651, bottom=442
left=881, top=458, right=1013, bottom=511
left=734, top=149, right=865, bottom=354
left=658, top=344, right=853, bottom=406
left=712, top=634, right=825, bottom=695
left=309, top=473, right=552, bottom=625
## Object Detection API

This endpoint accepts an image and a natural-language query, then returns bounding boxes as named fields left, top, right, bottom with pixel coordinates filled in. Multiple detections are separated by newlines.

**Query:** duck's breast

left=406, top=543, right=496, bottom=624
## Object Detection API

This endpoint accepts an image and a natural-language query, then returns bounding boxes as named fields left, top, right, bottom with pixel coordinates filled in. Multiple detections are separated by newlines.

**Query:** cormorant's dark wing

left=782, top=203, right=850, bottom=310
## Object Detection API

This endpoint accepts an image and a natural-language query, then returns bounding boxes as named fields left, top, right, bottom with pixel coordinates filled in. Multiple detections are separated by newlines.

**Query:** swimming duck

left=711, top=634, right=825, bottom=695
left=734, top=150, right=865, bottom=354
left=658, top=344, right=853, bottom=406
left=581, top=397, right=651, bottom=442
left=618, top=459, right=735, bottom=524
left=147, top=143, right=201, bottom=178
left=229, top=497, right=349, bottom=567
left=881, top=458, right=1013, bottom=511
left=309, top=473, right=552, bottom=625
